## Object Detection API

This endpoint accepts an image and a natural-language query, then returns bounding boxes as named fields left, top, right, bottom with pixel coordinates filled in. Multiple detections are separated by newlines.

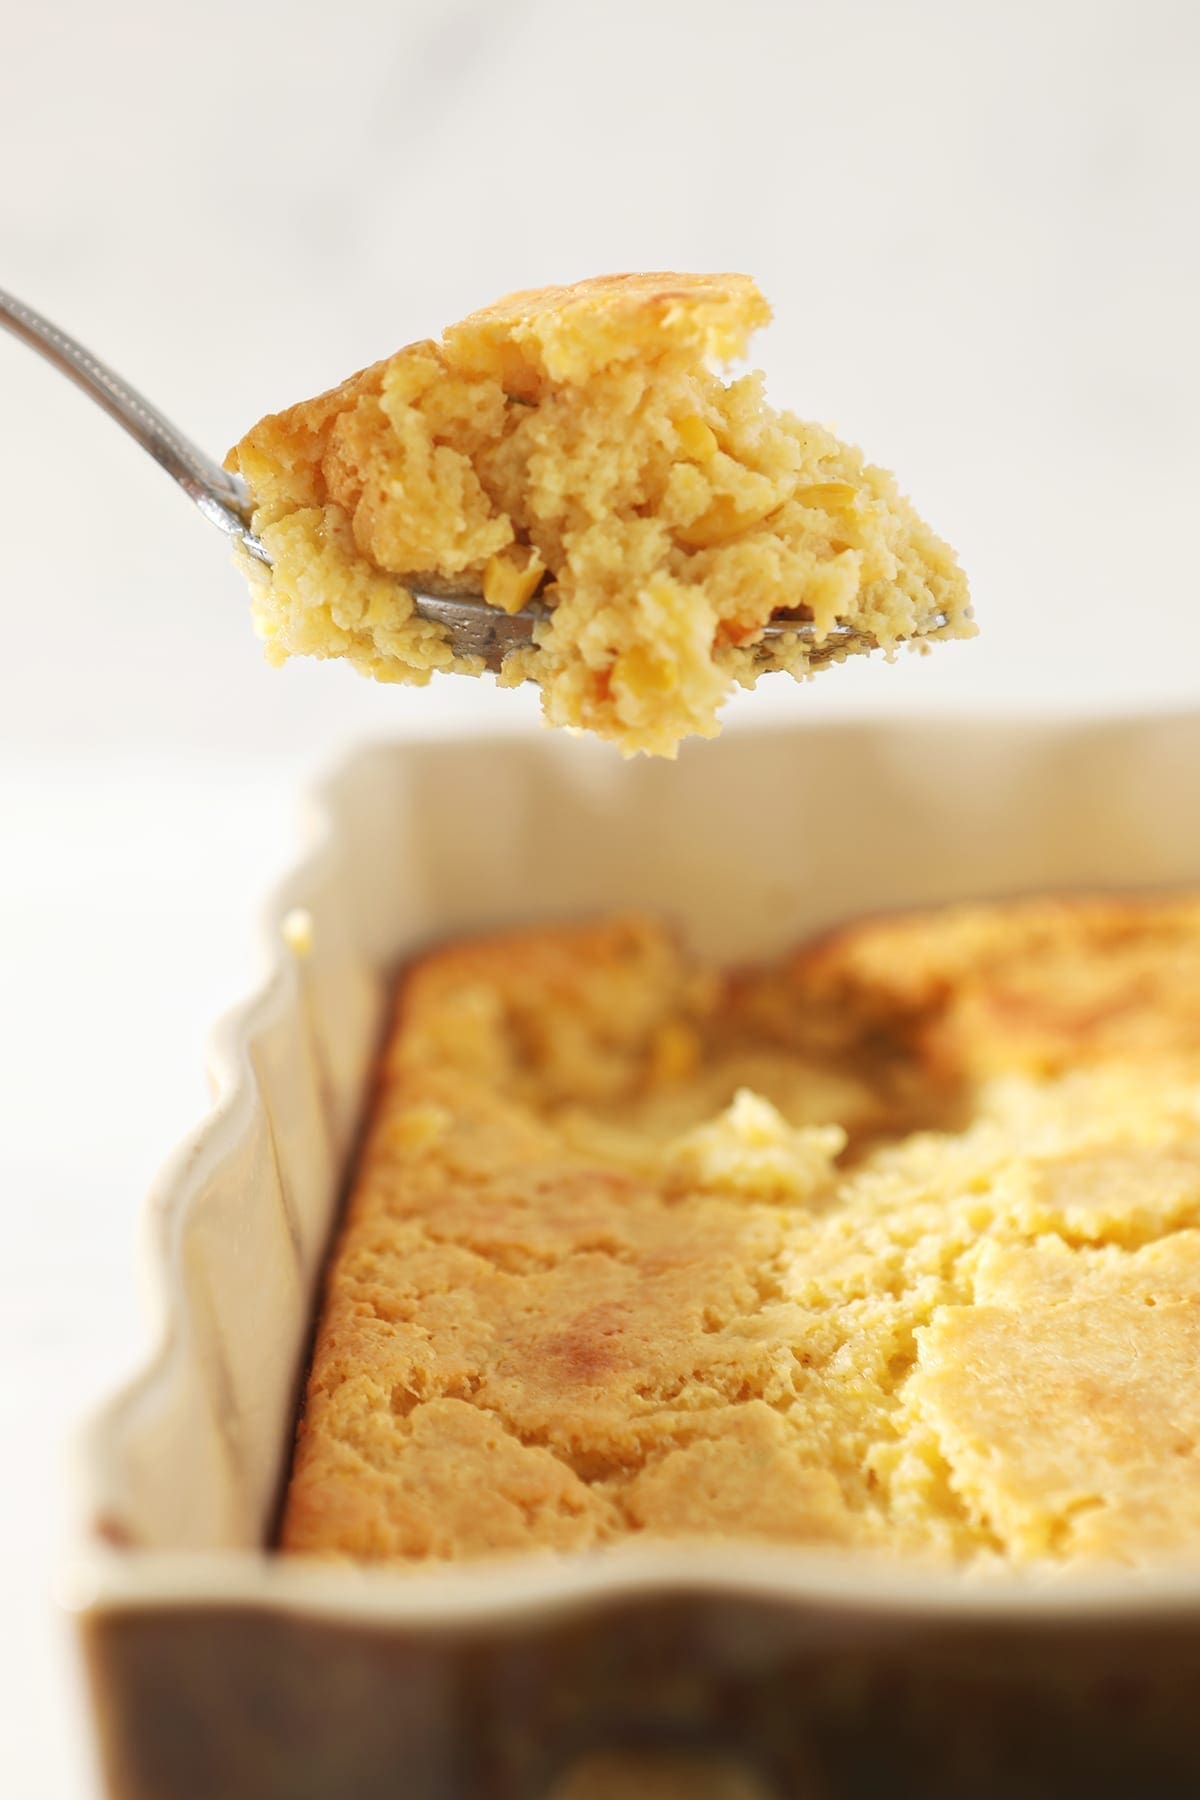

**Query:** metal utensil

left=0, top=287, right=946, bottom=672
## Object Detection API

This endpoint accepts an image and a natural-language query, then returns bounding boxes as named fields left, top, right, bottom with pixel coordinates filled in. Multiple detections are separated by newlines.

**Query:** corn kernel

left=392, top=1103, right=452, bottom=1149
left=483, top=545, right=546, bottom=614
left=794, top=482, right=859, bottom=511
left=675, top=414, right=719, bottom=460
left=676, top=493, right=780, bottom=549
left=648, top=1020, right=701, bottom=1085
left=612, top=643, right=678, bottom=698
left=280, top=908, right=315, bottom=958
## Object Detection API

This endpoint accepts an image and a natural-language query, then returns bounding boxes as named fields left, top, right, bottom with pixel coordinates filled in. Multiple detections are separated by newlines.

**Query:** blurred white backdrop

left=3, top=0, right=1200, bottom=1791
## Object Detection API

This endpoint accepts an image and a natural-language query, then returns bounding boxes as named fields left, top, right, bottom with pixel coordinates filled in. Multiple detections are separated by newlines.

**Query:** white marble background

left=3, top=0, right=1200, bottom=1791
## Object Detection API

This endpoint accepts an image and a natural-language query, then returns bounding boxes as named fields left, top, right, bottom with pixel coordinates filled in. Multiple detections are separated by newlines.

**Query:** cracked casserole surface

left=228, top=273, right=972, bottom=756
left=281, top=900, right=1200, bottom=1567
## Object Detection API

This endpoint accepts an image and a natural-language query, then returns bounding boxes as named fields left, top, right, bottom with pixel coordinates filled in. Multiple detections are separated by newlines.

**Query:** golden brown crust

left=442, top=270, right=771, bottom=385
left=900, top=1230, right=1200, bottom=1561
left=787, top=894, right=1200, bottom=1077
left=282, top=896, right=1200, bottom=1570
left=449, top=269, right=764, bottom=328
left=227, top=359, right=391, bottom=510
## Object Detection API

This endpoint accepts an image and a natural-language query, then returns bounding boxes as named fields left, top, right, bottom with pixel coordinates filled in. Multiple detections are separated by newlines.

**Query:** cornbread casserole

left=283, top=898, right=1200, bottom=1568
left=228, top=273, right=972, bottom=755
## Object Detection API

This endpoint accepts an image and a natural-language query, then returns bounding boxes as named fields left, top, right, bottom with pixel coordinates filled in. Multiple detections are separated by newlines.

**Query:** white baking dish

left=74, top=713, right=1200, bottom=1799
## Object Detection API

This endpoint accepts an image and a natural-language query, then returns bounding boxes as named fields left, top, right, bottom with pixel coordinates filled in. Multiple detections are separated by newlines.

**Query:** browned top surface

left=281, top=898, right=1200, bottom=1570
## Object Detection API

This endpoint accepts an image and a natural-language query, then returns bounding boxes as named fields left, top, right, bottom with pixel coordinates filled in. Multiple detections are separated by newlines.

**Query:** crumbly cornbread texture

left=282, top=898, right=1200, bottom=1569
left=228, top=274, right=972, bottom=756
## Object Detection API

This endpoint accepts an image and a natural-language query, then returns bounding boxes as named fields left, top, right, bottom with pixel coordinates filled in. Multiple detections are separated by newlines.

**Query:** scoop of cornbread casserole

left=282, top=898, right=1200, bottom=1568
left=228, top=273, right=972, bottom=755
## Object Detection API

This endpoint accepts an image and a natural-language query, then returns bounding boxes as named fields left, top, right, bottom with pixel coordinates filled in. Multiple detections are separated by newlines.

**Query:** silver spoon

left=0, top=287, right=946, bottom=672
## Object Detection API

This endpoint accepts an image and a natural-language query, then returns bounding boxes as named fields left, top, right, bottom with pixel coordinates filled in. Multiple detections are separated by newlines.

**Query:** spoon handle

left=0, top=285, right=259, bottom=548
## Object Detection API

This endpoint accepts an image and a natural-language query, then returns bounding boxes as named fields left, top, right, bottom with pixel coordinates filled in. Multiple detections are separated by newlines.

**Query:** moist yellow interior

left=229, top=273, right=972, bottom=756
left=282, top=901, right=1200, bottom=1568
